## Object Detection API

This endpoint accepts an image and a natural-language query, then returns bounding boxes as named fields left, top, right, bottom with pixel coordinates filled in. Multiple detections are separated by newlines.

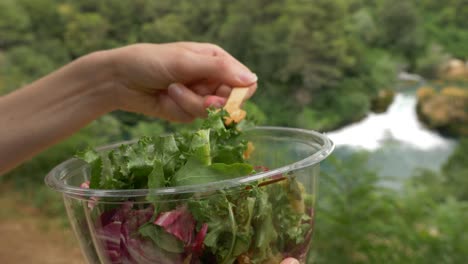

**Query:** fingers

left=194, top=54, right=257, bottom=86
left=168, top=83, right=205, bottom=117
left=215, top=84, right=232, bottom=98
left=173, top=43, right=257, bottom=88
left=190, top=82, right=232, bottom=98
left=217, top=83, right=257, bottom=102
left=117, top=88, right=194, bottom=123
left=243, top=83, right=257, bottom=100
left=156, top=93, right=195, bottom=123
left=204, top=95, right=226, bottom=109
left=191, top=82, right=256, bottom=101
left=168, top=83, right=226, bottom=118
left=178, top=42, right=230, bottom=58
left=191, top=81, right=221, bottom=96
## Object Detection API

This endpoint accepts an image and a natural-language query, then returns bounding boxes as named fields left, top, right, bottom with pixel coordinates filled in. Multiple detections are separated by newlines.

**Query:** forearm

left=0, top=51, right=117, bottom=175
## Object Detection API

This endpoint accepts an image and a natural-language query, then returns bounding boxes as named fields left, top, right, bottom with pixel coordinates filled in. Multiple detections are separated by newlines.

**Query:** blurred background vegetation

left=0, top=0, right=467, bottom=263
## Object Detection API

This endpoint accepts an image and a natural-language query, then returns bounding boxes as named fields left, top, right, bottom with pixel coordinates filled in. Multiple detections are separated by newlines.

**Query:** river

left=326, top=90, right=457, bottom=185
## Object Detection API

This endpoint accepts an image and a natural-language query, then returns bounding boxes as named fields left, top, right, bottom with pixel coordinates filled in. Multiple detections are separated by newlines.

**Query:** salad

left=77, top=110, right=315, bottom=264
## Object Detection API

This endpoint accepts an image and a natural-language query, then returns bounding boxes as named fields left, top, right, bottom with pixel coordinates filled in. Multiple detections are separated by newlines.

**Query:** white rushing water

left=325, top=92, right=457, bottom=181
left=326, top=93, right=455, bottom=151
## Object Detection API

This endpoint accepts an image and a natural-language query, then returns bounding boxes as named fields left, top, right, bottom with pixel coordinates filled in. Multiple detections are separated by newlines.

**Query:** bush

left=335, top=91, right=370, bottom=123
left=296, top=107, right=341, bottom=132
left=415, top=43, right=451, bottom=78
left=2, top=46, right=56, bottom=92
left=243, top=101, right=267, bottom=125
left=0, top=0, right=33, bottom=48
left=127, top=121, right=166, bottom=139
left=310, top=145, right=468, bottom=263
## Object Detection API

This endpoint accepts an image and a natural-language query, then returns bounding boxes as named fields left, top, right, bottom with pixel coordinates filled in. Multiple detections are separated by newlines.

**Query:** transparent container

left=46, top=127, right=334, bottom=264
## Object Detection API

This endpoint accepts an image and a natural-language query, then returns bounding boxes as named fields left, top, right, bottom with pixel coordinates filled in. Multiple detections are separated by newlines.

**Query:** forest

left=1, top=0, right=467, bottom=263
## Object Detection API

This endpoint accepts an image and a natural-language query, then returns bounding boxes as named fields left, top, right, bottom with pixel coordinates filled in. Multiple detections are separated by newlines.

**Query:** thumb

left=178, top=52, right=257, bottom=87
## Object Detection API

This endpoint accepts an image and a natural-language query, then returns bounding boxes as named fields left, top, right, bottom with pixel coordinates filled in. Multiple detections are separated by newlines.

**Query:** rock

left=416, top=86, right=436, bottom=102
left=439, top=59, right=468, bottom=79
left=416, top=86, right=468, bottom=137
left=398, top=72, right=424, bottom=83
left=371, top=89, right=395, bottom=113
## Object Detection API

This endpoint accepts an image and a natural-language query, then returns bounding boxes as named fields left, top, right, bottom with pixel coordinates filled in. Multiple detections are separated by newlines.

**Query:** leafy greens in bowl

left=46, top=110, right=334, bottom=264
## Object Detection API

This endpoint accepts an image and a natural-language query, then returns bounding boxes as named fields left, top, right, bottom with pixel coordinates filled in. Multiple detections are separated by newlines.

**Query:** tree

left=0, top=0, right=33, bottom=48
left=140, top=14, right=190, bottom=43
left=18, top=0, right=65, bottom=41
left=64, top=12, right=110, bottom=57
left=420, top=0, right=468, bottom=59
left=377, top=0, right=425, bottom=68
left=442, top=139, right=468, bottom=200
left=2, top=46, right=56, bottom=92
left=281, top=0, right=356, bottom=93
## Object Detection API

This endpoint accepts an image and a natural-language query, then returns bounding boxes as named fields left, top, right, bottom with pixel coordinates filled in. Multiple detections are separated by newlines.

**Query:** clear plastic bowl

left=46, top=127, right=334, bottom=264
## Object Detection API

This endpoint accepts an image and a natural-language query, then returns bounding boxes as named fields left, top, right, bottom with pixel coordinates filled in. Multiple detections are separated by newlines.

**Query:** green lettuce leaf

left=171, top=161, right=253, bottom=187
left=148, top=160, right=165, bottom=189
left=76, top=148, right=101, bottom=189
left=251, top=189, right=278, bottom=262
left=139, top=224, right=184, bottom=253
left=78, top=109, right=253, bottom=190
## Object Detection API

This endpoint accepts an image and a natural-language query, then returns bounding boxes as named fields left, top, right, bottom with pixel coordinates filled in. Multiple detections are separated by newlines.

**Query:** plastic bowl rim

left=45, top=126, right=334, bottom=198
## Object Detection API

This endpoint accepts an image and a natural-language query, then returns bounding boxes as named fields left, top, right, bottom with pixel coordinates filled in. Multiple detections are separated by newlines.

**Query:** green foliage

left=5, top=0, right=458, bottom=129
left=310, top=145, right=468, bottom=263
left=1, top=1, right=467, bottom=261
left=298, top=88, right=371, bottom=131
left=77, top=110, right=251, bottom=190
left=242, top=101, right=267, bottom=125
left=312, top=153, right=400, bottom=263
left=2, top=46, right=56, bottom=92
left=139, top=224, right=185, bottom=253
left=140, top=14, right=190, bottom=43
left=279, top=0, right=356, bottom=92
left=376, top=0, right=425, bottom=68
left=420, top=0, right=468, bottom=58
left=64, top=12, right=109, bottom=57
left=127, top=121, right=166, bottom=139
left=415, top=43, right=452, bottom=78
left=441, top=139, right=468, bottom=200
left=348, top=8, right=378, bottom=44
left=296, top=108, right=341, bottom=132
left=362, top=50, right=399, bottom=93
left=17, top=0, right=65, bottom=40
left=0, top=0, right=33, bottom=48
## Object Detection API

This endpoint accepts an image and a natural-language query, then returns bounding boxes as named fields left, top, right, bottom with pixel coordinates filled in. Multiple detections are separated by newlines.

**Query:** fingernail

left=211, top=98, right=226, bottom=108
left=168, top=83, right=183, bottom=96
left=211, top=101, right=224, bottom=108
left=204, top=97, right=226, bottom=109
left=238, top=72, right=257, bottom=83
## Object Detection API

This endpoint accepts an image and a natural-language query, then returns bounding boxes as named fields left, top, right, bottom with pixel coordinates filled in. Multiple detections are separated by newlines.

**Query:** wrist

left=74, top=50, right=121, bottom=113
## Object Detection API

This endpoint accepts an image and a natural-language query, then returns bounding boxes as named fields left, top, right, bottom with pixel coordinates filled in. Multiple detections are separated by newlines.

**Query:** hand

left=0, top=42, right=257, bottom=174
left=108, top=42, right=258, bottom=122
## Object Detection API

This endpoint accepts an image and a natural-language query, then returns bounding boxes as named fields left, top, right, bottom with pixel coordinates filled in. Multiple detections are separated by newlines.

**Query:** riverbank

left=416, top=86, right=468, bottom=137
left=0, top=189, right=84, bottom=263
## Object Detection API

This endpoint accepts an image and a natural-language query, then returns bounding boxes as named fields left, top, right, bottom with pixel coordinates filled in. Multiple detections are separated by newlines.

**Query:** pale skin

left=0, top=42, right=257, bottom=174
left=0, top=42, right=299, bottom=264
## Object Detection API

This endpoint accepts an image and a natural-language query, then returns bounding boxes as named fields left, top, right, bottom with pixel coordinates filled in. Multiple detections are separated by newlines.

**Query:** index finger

left=178, top=42, right=257, bottom=85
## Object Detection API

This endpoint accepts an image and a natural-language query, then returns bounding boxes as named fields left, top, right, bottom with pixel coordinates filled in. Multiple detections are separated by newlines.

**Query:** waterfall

left=326, top=93, right=455, bottom=150
left=325, top=92, right=457, bottom=181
